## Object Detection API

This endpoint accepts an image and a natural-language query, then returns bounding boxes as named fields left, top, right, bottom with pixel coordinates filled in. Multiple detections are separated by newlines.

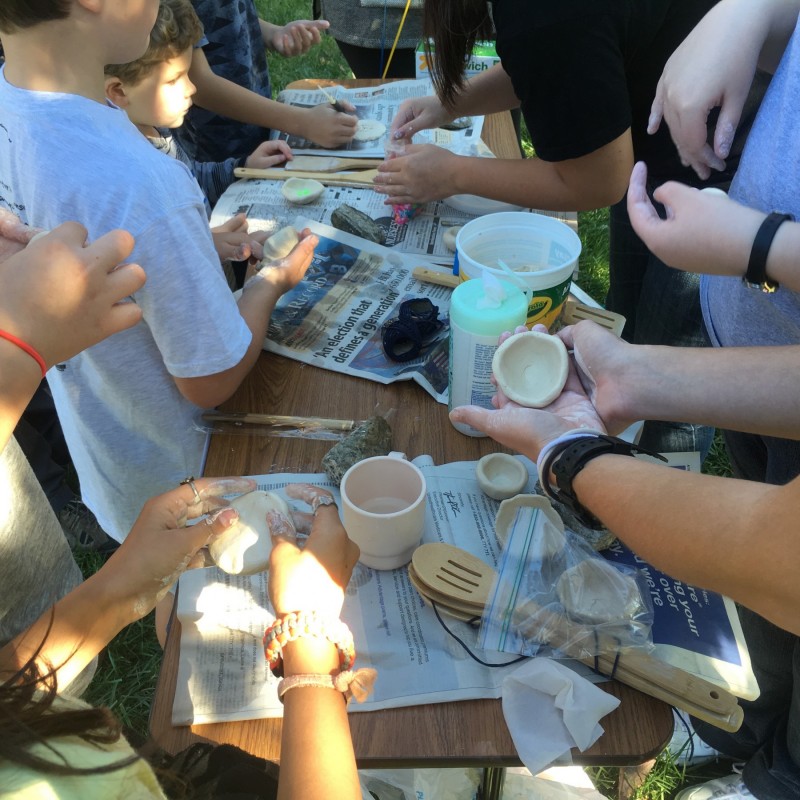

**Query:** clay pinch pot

left=492, top=330, right=569, bottom=408
left=494, top=493, right=565, bottom=551
left=281, top=177, right=325, bottom=205
left=475, top=452, right=528, bottom=501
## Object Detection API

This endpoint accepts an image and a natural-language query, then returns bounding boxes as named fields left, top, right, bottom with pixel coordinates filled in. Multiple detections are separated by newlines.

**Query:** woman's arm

left=268, top=485, right=361, bottom=800
left=375, top=129, right=632, bottom=210
left=628, top=162, right=800, bottom=292
left=0, top=477, right=254, bottom=687
left=649, top=0, right=800, bottom=178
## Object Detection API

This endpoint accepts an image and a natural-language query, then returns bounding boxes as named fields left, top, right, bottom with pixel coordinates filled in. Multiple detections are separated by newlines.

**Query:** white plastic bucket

left=454, top=212, right=581, bottom=328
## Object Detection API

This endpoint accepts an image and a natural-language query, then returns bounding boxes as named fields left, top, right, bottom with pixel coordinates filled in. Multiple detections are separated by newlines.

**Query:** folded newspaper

left=172, top=457, right=756, bottom=725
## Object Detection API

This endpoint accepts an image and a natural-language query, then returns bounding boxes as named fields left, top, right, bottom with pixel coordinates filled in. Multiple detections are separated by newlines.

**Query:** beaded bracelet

left=263, top=610, right=356, bottom=677
left=0, top=330, right=47, bottom=378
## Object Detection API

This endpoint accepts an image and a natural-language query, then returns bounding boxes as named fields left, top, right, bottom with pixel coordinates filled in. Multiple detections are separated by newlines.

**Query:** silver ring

left=180, top=476, right=202, bottom=504
left=311, top=494, right=336, bottom=514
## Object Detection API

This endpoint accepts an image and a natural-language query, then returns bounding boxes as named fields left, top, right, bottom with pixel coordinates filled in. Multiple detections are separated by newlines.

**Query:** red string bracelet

left=0, top=330, right=47, bottom=378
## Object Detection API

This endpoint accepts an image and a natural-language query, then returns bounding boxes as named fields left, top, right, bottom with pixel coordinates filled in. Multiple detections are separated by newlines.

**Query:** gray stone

left=322, top=415, right=393, bottom=486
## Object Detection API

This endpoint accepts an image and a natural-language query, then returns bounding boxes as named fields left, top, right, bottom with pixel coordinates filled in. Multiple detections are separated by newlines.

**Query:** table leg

left=480, top=766, right=506, bottom=800
left=617, top=758, right=656, bottom=800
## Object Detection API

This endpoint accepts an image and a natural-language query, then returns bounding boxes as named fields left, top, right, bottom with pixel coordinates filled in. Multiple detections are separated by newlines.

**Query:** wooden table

left=150, top=87, right=672, bottom=798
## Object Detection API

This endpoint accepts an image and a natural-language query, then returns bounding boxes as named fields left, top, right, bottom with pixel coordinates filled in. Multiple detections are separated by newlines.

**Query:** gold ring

left=180, top=476, right=202, bottom=504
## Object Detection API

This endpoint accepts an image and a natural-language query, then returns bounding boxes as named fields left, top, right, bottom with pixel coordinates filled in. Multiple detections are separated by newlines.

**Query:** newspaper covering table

left=270, top=79, right=484, bottom=157
left=172, top=457, right=756, bottom=725
left=227, top=217, right=454, bottom=403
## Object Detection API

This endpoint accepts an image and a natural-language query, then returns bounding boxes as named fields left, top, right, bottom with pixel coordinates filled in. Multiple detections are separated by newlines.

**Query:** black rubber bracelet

left=743, top=211, right=792, bottom=293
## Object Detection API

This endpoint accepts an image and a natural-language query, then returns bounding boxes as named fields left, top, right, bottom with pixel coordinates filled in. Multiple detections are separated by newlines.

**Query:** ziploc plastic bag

left=479, top=496, right=653, bottom=660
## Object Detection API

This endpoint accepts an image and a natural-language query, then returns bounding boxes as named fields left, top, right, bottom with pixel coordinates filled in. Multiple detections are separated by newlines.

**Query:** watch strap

left=744, top=211, right=792, bottom=293
left=550, top=434, right=666, bottom=529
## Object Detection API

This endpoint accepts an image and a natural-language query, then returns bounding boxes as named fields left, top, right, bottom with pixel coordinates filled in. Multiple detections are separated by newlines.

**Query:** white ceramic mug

left=339, top=452, right=427, bottom=570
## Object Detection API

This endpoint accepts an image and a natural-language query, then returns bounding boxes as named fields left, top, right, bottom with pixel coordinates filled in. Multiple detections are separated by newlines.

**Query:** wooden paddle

left=285, top=155, right=382, bottom=173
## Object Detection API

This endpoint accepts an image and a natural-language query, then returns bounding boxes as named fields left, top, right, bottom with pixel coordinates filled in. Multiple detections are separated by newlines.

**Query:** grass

left=77, top=4, right=732, bottom=797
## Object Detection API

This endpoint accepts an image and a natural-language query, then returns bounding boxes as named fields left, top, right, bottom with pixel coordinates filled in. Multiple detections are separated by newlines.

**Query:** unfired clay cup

left=340, top=452, right=427, bottom=570
left=492, top=330, right=569, bottom=408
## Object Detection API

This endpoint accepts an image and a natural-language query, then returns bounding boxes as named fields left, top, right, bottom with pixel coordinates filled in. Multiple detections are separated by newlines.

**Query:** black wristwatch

left=550, top=435, right=666, bottom=529
left=743, top=211, right=792, bottom=293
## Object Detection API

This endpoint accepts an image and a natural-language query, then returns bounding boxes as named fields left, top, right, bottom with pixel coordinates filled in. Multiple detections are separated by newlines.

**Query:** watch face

left=399, top=297, right=439, bottom=325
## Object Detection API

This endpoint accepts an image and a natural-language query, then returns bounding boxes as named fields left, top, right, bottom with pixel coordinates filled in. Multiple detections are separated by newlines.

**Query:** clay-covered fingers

left=251, top=229, right=317, bottom=293
left=176, top=476, right=257, bottom=523
left=266, top=509, right=297, bottom=544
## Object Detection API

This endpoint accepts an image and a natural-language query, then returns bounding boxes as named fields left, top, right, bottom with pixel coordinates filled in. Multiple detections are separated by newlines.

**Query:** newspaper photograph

left=172, top=457, right=754, bottom=725
left=271, top=78, right=484, bottom=157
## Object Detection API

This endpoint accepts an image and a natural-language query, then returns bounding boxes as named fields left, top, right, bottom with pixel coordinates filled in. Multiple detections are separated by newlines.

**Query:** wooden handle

left=234, top=167, right=378, bottom=188
left=412, top=267, right=459, bottom=288
left=201, top=411, right=356, bottom=432
left=515, top=599, right=743, bottom=731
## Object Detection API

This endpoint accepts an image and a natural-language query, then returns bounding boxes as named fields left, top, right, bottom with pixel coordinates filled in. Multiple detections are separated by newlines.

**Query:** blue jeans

left=691, top=430, right=800, bottom=799
left=607, top=197, right=714, bottom=459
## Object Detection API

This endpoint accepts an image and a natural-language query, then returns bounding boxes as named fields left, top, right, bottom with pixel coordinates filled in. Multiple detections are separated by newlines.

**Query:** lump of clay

left=443, top=225, right=461, bottom=253
left=353, top=119, right=386, bottom=142
left=209, top=490, right=293, bottom=575
left=556, top=558, right=646, bottom=626
left=476, top=452, right=528, bottom=501
left=282, top=177, right=325, bottom=205
left=262, top=226, right=299, bottom=262
left=492, top=331, right=569, bottom=408
left=322, top=415, right=392, bottom=486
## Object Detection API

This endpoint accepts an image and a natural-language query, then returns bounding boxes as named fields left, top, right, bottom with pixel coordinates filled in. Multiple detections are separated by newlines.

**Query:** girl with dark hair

left=0, top=221, right=363, bottom=800
left=376, top=0, right=766, bottom=459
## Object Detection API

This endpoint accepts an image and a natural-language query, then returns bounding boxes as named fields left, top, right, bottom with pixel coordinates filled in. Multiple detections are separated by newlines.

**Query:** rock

left=331, top=204, right=386, bottom=245
left=322, top=415, right=392, bottom=486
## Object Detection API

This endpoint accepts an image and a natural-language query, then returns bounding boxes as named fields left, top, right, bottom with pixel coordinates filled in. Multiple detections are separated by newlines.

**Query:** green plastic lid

left=450, top=277, right=529, bottom=336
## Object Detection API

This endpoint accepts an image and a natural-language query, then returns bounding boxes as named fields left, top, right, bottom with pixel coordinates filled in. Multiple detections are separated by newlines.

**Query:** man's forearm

left=620, top=344, right=800, bottom=440
left=573, top=455, right=800, bottom=635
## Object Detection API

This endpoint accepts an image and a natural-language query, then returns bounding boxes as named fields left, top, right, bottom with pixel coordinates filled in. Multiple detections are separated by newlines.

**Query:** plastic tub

left=455, top=212, right=581, bottom=328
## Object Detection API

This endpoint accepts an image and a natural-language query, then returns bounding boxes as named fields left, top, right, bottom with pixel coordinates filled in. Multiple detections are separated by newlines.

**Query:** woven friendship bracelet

left=263, top=610, right=356, bottom=676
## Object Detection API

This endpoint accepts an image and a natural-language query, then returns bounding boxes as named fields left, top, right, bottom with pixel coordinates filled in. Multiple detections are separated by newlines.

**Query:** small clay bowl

left=476, top=453, right=528, bottom=501
left=494, top=493, right=565, bottom=551
left=282, top=177, right=325, bottom=205
left=492, top=331, right=569, bottom=408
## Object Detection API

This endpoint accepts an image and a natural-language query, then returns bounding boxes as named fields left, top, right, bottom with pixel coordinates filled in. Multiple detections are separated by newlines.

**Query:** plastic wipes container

left=455, top=212, right=581, bottom=329
left=448, top=276, right=528, bottom=437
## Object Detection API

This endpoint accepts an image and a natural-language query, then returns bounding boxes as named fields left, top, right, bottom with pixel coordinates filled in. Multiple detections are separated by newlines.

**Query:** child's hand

left=245, top=140, right=293, bottom=170
left=247, top=228, right=318, bottom=294
left=211, top=213, right=268, bottom=262
left=302, top=104, right=357, bottom=149
left=265, top=19, right=329, bottom=57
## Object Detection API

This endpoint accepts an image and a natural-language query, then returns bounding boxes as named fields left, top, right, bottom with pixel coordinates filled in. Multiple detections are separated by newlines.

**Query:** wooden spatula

left=561, top=300, right=626, bottom=337
left=408, top=565, right=482, bottom=624
left=412, top=543, right=743, bottom=731
left=412, top=543, right=494, bottom=610
left=285, top=155, right=382, bottom=173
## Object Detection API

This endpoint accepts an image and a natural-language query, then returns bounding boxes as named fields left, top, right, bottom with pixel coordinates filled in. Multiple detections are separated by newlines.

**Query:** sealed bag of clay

left=478, top=497, right=654, bottom=660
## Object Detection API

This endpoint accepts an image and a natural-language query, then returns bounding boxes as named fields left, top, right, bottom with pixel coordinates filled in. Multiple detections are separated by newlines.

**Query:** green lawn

left=79, top=6, right=733, bottom=798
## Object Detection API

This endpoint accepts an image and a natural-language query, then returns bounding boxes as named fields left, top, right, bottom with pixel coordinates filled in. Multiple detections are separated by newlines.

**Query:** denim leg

left=607, top=199, right=714, bottom=458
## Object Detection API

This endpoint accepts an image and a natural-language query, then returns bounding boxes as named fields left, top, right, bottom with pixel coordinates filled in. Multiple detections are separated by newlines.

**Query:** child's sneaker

left=668, top=709, right=721, bottom=766
left=674, top=771, right=753, bottom=799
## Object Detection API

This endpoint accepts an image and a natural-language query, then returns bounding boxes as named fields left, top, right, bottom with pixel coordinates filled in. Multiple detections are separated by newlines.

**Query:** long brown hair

left=423, top=0, right=494, bottom=108
left=0, top=614, right=137, bottom=778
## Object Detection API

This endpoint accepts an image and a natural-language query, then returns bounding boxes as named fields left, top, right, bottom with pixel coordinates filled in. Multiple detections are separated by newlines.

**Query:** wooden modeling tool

left=285, top=155, right=382, bottom=173
left=234, top=167, right=378, bottom=188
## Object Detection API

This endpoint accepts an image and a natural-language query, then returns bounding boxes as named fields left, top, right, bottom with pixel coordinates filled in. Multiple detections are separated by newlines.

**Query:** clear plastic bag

left=479, top=498, right=653, bottom=660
